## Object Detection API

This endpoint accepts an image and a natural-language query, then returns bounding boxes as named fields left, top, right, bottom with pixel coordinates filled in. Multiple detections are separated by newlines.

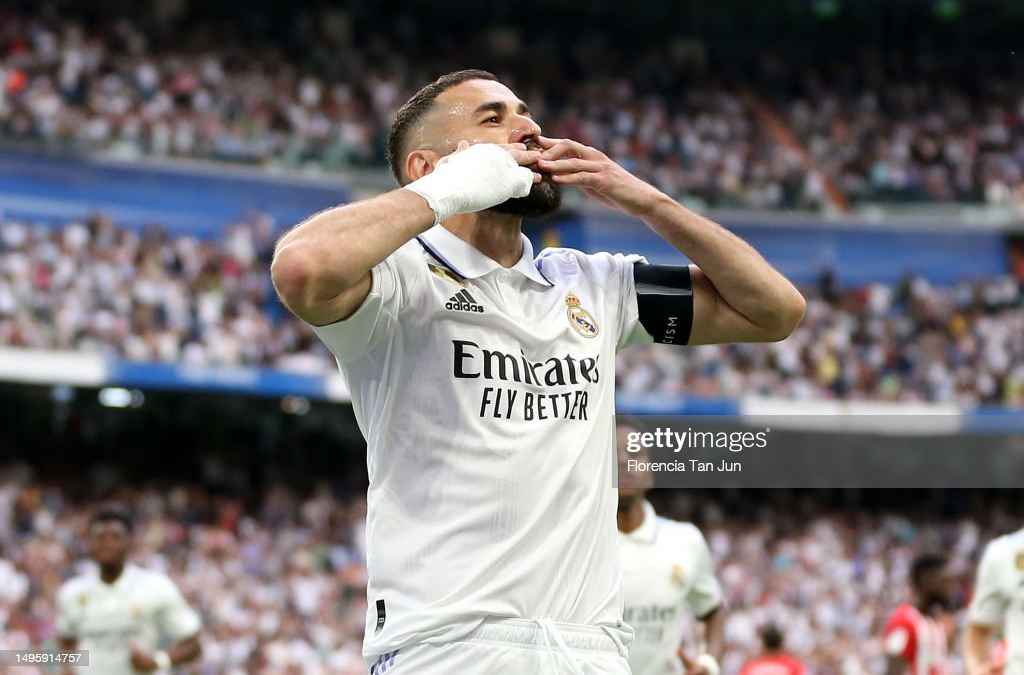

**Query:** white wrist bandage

left=404, top=143, right=534, bottom=225
left=697, top=653, right=720, bottom=675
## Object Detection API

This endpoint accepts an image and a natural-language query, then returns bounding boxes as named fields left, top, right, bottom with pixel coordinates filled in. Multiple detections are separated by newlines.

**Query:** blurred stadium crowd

left=0, top=463, right=1017, bottom=675
left=3, top=9, right=1024, bottom=211
left=2, top=215, right=1023, bottom=406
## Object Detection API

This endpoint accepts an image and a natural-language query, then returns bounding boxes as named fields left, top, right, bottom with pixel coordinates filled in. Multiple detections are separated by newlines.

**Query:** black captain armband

left=633, top=263, right=694, bottom=346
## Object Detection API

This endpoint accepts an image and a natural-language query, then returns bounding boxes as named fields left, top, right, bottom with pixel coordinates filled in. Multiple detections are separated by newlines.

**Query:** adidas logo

left=445, top=289, right=485, bottom=313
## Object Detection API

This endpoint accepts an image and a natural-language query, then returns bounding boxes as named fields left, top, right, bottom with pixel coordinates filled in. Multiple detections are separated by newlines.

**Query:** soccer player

left=739, top=624, right=806, bottom=675
left=272, top=69, right=805, bottom=674
left=965, top=527, right=1024, bottom=675
left=883, top=554, right=952, bottom=675
left=616, top=424, right=725, bottom=675
left=56, top=507, right=202, bottom=674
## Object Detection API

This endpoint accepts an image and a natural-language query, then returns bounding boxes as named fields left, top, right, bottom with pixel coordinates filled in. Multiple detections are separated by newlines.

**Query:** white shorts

left=366, top=617, right=633, bottom=675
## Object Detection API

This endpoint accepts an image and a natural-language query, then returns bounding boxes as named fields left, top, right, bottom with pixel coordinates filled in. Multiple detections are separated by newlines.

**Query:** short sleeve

left=968, top=541, right=1009, bottom=627
left=684, top=527, right=724, bottom=618
left=55, top=583, right=80, bottom=640
left=311, top=254, right=403, bottom=363
left=155, top=578, right=201, bottom=641
left=614, top=253, right=654, bottom=350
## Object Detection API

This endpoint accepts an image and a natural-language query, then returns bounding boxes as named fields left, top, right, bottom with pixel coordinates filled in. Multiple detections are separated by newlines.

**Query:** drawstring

left=535, top=618, right=585, bottom=675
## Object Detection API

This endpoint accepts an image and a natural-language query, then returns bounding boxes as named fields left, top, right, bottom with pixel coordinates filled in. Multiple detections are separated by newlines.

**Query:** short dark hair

left=760, top=623, right=785, bottom=651
left=386, top=69, right=498, bottom=185
left=91, top=505, right=133, bottom=533
left=910, top=554, right=946, bottom=589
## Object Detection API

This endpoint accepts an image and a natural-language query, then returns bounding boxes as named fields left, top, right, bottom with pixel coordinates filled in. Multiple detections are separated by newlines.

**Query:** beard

left=489, top=174, right=562, bottom=217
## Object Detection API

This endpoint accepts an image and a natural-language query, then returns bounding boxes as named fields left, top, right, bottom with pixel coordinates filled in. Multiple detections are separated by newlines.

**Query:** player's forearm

left=964, top=623, right=994, bottom=675
left=168, top=635, right=202, bottom=665
left=57, top=637, right=77, bottom=675
left=702, top=607, right=726, bottom=662
left=271, top=189, right=434, bottom=314
left=639, top=194, right=805, bottom=340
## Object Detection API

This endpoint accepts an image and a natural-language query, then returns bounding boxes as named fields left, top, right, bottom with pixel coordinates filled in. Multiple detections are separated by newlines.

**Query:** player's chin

left=490, top=176, right=562, bottom=217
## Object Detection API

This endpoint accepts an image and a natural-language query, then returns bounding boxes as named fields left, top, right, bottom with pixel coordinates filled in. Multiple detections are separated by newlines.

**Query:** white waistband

left=467, top=617, right=629, bottom=656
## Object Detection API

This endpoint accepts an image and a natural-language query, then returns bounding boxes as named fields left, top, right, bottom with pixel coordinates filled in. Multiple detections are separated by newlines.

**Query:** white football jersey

left=969, top=527, right=1024, bottom=675
left=619, top=501, right=723, bottom=675
left=312, top=225, right=653, bottom=659
left=56, top=563, right=201, bottom=675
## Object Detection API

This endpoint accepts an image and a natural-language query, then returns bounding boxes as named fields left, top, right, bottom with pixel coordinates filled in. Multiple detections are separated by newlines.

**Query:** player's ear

left=405, top=149, right=440, bottom=183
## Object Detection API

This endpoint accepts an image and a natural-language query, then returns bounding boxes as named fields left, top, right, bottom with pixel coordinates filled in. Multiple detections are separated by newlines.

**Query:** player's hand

left=496, top=142, right=544, bottom=181
left=404, top=141, right=540, bottom=225
left=535, top=136, right=664, bottom=216
left=679, top=648, right=706, bottom=675
left=129, top=645, right=159, bottom=672
left=679, top=649, right=720, bottom=675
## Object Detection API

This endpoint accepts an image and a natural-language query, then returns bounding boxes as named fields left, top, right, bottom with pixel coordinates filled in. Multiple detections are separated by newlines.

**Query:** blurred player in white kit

left=56, top=507, right=202, bottom=674
left=617, top=423, right=725, bottom=675
left=965, top=526, right=1024, bottom=675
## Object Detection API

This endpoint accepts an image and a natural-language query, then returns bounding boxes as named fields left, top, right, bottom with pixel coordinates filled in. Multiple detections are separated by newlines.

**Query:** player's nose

left=510, top=116, right=542, bottom=147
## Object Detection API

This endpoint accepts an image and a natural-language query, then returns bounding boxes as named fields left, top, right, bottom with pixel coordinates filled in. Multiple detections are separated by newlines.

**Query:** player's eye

left=483, top=116, right=500, bottom=124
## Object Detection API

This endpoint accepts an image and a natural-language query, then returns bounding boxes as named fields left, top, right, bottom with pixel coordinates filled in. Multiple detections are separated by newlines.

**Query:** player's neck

left=99, top=561, right=125, bottom=584
left=914, top=596, right=937, bottom=616
left=443, top=211, right=524, bottom=268
left=617, top=496, right=646, bottom=533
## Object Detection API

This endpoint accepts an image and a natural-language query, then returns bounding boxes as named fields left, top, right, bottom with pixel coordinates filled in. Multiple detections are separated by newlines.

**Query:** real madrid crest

left=566, top=292, right=599, bottom=338
left=428, top=263, right=465, bottom=286
left=1016, top=550, right=1024, bottom=571
left=671, top=563, right=686, bottom=587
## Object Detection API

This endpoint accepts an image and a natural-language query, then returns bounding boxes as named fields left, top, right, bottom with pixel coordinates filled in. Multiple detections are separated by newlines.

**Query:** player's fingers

left=537, top=158, right=603, bottom=174
left=538, top=141, right=578, bottom=161
left=551, top=172, right=599, bottom=186
left=505, top=148, right=542, bottom=166
left=540, top=137, right=602, bottom=160
left=678, top=648, right=696, bottom=668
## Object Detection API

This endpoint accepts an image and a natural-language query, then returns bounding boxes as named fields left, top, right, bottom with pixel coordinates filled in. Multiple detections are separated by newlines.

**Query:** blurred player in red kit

left=739, top=624, right=806, bottom=675
left=883, top=554, right=953, bottom=675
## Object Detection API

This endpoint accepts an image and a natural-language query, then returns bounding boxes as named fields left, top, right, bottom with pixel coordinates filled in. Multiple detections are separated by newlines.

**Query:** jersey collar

left=623, top=500, right=659, bottom=545
left=417, top=225, right=553, bottom=287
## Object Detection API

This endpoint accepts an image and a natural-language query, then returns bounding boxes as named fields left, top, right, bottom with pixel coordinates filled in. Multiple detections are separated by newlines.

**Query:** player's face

left=88, top=521, right=130, bottom=566
left=919, top=567, right=954, bottom=609
left=432, top=79, right=561, bottom=217
left=617, top=425, right=654, bottom=499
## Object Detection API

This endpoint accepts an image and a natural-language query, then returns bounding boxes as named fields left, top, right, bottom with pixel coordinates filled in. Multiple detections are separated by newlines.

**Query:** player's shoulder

left=536, top=247, right=644, bottom=282
left=886, top=603, right=918, bottom=625
left=135, top=565, right=177, bottom=587
left=656, top=515, right=703, bottom=539
left=388, top=238, right=432, bottom=270
left=982, top=528, right=1024, bottom=560
left=655, top=515, right=709, bottom=550
left=57, top=572, right=96, bottom=601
